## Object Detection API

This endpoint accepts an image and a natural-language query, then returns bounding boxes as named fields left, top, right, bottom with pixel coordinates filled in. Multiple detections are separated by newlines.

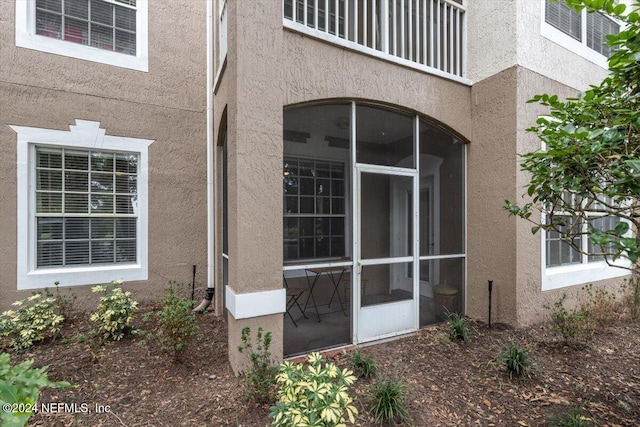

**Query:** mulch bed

left=5, top=305, right=640, bottom=426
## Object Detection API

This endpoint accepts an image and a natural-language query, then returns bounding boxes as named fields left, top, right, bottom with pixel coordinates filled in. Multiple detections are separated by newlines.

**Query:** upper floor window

left=35, top=0, right=137, bottom=55
left=16, top=0, right=149, bottom=71
left=544, top=0, right=619, bottom=58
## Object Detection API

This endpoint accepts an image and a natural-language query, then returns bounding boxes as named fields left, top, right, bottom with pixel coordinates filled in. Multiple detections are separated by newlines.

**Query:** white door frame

left=353, top=164, right=419, bottom=343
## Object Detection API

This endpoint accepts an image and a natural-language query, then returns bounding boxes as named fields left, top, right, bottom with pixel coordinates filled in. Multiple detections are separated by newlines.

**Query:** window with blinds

left=35, top=147, right=138, bottom=268
left=545, top=0, right=581, bottom=40
left=544, top=0, right=619, bottom=57
left=35, top=0, right=137, bottom=55
left=587, top=12, right=619, bottom=57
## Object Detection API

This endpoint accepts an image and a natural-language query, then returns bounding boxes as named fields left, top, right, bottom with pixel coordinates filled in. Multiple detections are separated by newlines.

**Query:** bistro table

left=304, top=266, right=348, bottom=322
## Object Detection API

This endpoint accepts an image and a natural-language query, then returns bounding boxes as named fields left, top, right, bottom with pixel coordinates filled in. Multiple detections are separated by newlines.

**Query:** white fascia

left=10, top=119, right=154, bottom=290
left=225, top=286, right=286, bottom=319
left=15, top=0, right=149, bottom=72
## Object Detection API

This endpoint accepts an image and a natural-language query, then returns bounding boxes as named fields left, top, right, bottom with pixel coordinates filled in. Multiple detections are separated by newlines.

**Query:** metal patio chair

left=284, top=274, right=308, bottom=327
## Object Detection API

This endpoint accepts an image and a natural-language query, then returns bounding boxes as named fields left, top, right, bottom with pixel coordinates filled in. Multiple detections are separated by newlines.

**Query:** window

left=544, top=0, right=619, bottom=58
left=283, top=157, right=346, bottom=260
left=35, top=148, right=138, bottom=268
left=11, top=120, right=153, bottom=290
left=543, top=193, right=629, bottom=290
left=16, top=0, right=149, bottom=71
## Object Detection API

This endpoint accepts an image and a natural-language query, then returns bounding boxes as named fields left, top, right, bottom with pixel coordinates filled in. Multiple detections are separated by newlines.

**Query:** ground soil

left=5, top=304, right=640, bottom=426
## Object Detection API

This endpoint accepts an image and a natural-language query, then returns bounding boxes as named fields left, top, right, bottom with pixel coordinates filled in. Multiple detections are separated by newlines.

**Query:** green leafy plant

left=43, top=281, right=76, bottom=319
left=368, top=369, right=412, bottom=426
left=350, top=349, right=377, bottom=379
left=0, top=293, right=65, bottom=352
left=545, top=293, right=594, bottom=345
left=0, top=353, right=71, bottom=427
left=445, top=310, right=474, bottom=342
left=237, top=326, right=277, bottom=403
left=548, top=404, right=593, bottom=427
left=499, top=341, right=532, bottom=378
left=152, top=282, right=199, bottom=360
left=270, top=352, right=358, bottom=427
left=90, top=279, right=138, bottom=341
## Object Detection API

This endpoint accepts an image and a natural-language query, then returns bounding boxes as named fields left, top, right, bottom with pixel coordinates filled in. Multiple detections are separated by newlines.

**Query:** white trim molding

left=15, top=0, right=149, bottom=72
left=225, top=286, right=286, bottom=319
left=10, top=119, right=153, bottom=290
left=542, top=260, right=631, bottom=291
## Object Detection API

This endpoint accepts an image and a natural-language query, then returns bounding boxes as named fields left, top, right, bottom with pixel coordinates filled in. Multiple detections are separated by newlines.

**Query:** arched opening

left=282, top=101, right=465, bottom=356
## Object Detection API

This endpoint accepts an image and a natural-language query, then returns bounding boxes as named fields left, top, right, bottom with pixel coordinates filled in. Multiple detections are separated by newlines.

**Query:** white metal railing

left=283, top=0, right=466, bottom=80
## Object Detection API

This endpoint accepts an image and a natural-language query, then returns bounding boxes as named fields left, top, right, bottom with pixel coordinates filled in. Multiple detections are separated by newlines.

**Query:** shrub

left=237, top=326, right=277, bottom=403
left=350, top=349, right=377, bottom=379
left=368, top=369, right=412, bottom=426
left=548, top=404, right=593, bottom=427
left=43, top=281, right=76, bottom=319
left=499, top=341, right=532, bottom=378
left=445, top=310, right=474, bottom=342
left=0, top=294, right=65, bottom=352
left=90, top=279, right=138, bottom=341
left=270, top=352, right=358, bottom=427
left=0, top=352, right=71, bottom=427
left=545, top=293, right=593, bottom=345
left=154, top=282, right=198, bottom=360
left=579, top=284, right=618, bottom=327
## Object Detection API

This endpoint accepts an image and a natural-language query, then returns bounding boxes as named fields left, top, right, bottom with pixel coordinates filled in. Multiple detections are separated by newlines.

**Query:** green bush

left=238, top=327, right=277, bottom=403
left=154, top=282, right=198, bottom=360
left=350, top=349, right=377, bottom=379
left=0, top=353, right=71, bottom=427
left=499, top=341, right=532, bottom=378
left=43, top=281, right=76, bottom=319
left=445, top=310, right=474, bottom=342
left=368, top=369, right=412, bottom=426
left=545, top=294, right=594, bottom=345
left=270, top=352, right=358, bottom=427
left=0, top=294, right=65, bottom=352
left=90, top=279, right=138, bottom=341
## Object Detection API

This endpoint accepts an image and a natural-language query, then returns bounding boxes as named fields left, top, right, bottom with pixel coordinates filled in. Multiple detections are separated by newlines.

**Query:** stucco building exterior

left=0, top=0, right=630, bottom=372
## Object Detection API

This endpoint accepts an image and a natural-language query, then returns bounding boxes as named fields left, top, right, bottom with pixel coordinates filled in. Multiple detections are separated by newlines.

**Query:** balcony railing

left=283, top=0, right=466, bottom=82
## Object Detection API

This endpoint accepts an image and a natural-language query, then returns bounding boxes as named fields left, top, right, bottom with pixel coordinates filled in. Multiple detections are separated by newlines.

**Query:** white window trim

left=540, top=0, right=611, bottom=69
left=10, top=119, right=154, bottom=290
left=541, top=212, right=631, bottom=291
left=15, top=0, right=149, bottom=72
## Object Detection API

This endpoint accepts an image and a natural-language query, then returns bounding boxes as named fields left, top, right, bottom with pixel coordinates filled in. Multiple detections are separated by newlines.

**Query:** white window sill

left=542, top=260, right=630, bottom=291
left=20, top=264, right=147, bottom=290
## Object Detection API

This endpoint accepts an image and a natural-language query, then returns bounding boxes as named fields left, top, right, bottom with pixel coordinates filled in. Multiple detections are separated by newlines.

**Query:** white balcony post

left=400, top=0, right=405, bottom=58
left=382, top=0, right=389, bottom=53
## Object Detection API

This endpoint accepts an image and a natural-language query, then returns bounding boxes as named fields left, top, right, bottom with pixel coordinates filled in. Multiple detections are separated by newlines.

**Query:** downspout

left=194, top=0, right=215, bottom=312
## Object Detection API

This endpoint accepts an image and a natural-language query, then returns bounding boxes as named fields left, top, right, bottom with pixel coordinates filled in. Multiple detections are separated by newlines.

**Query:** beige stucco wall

left=283, top=31, right=472, bottom=139
left=0, top=0, right=207, bottom=310
left=222, top=0, right=285, bottom=373
left=514, top=67, right=630, bottom=325
left=467, top=67, right=519, bottom=325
